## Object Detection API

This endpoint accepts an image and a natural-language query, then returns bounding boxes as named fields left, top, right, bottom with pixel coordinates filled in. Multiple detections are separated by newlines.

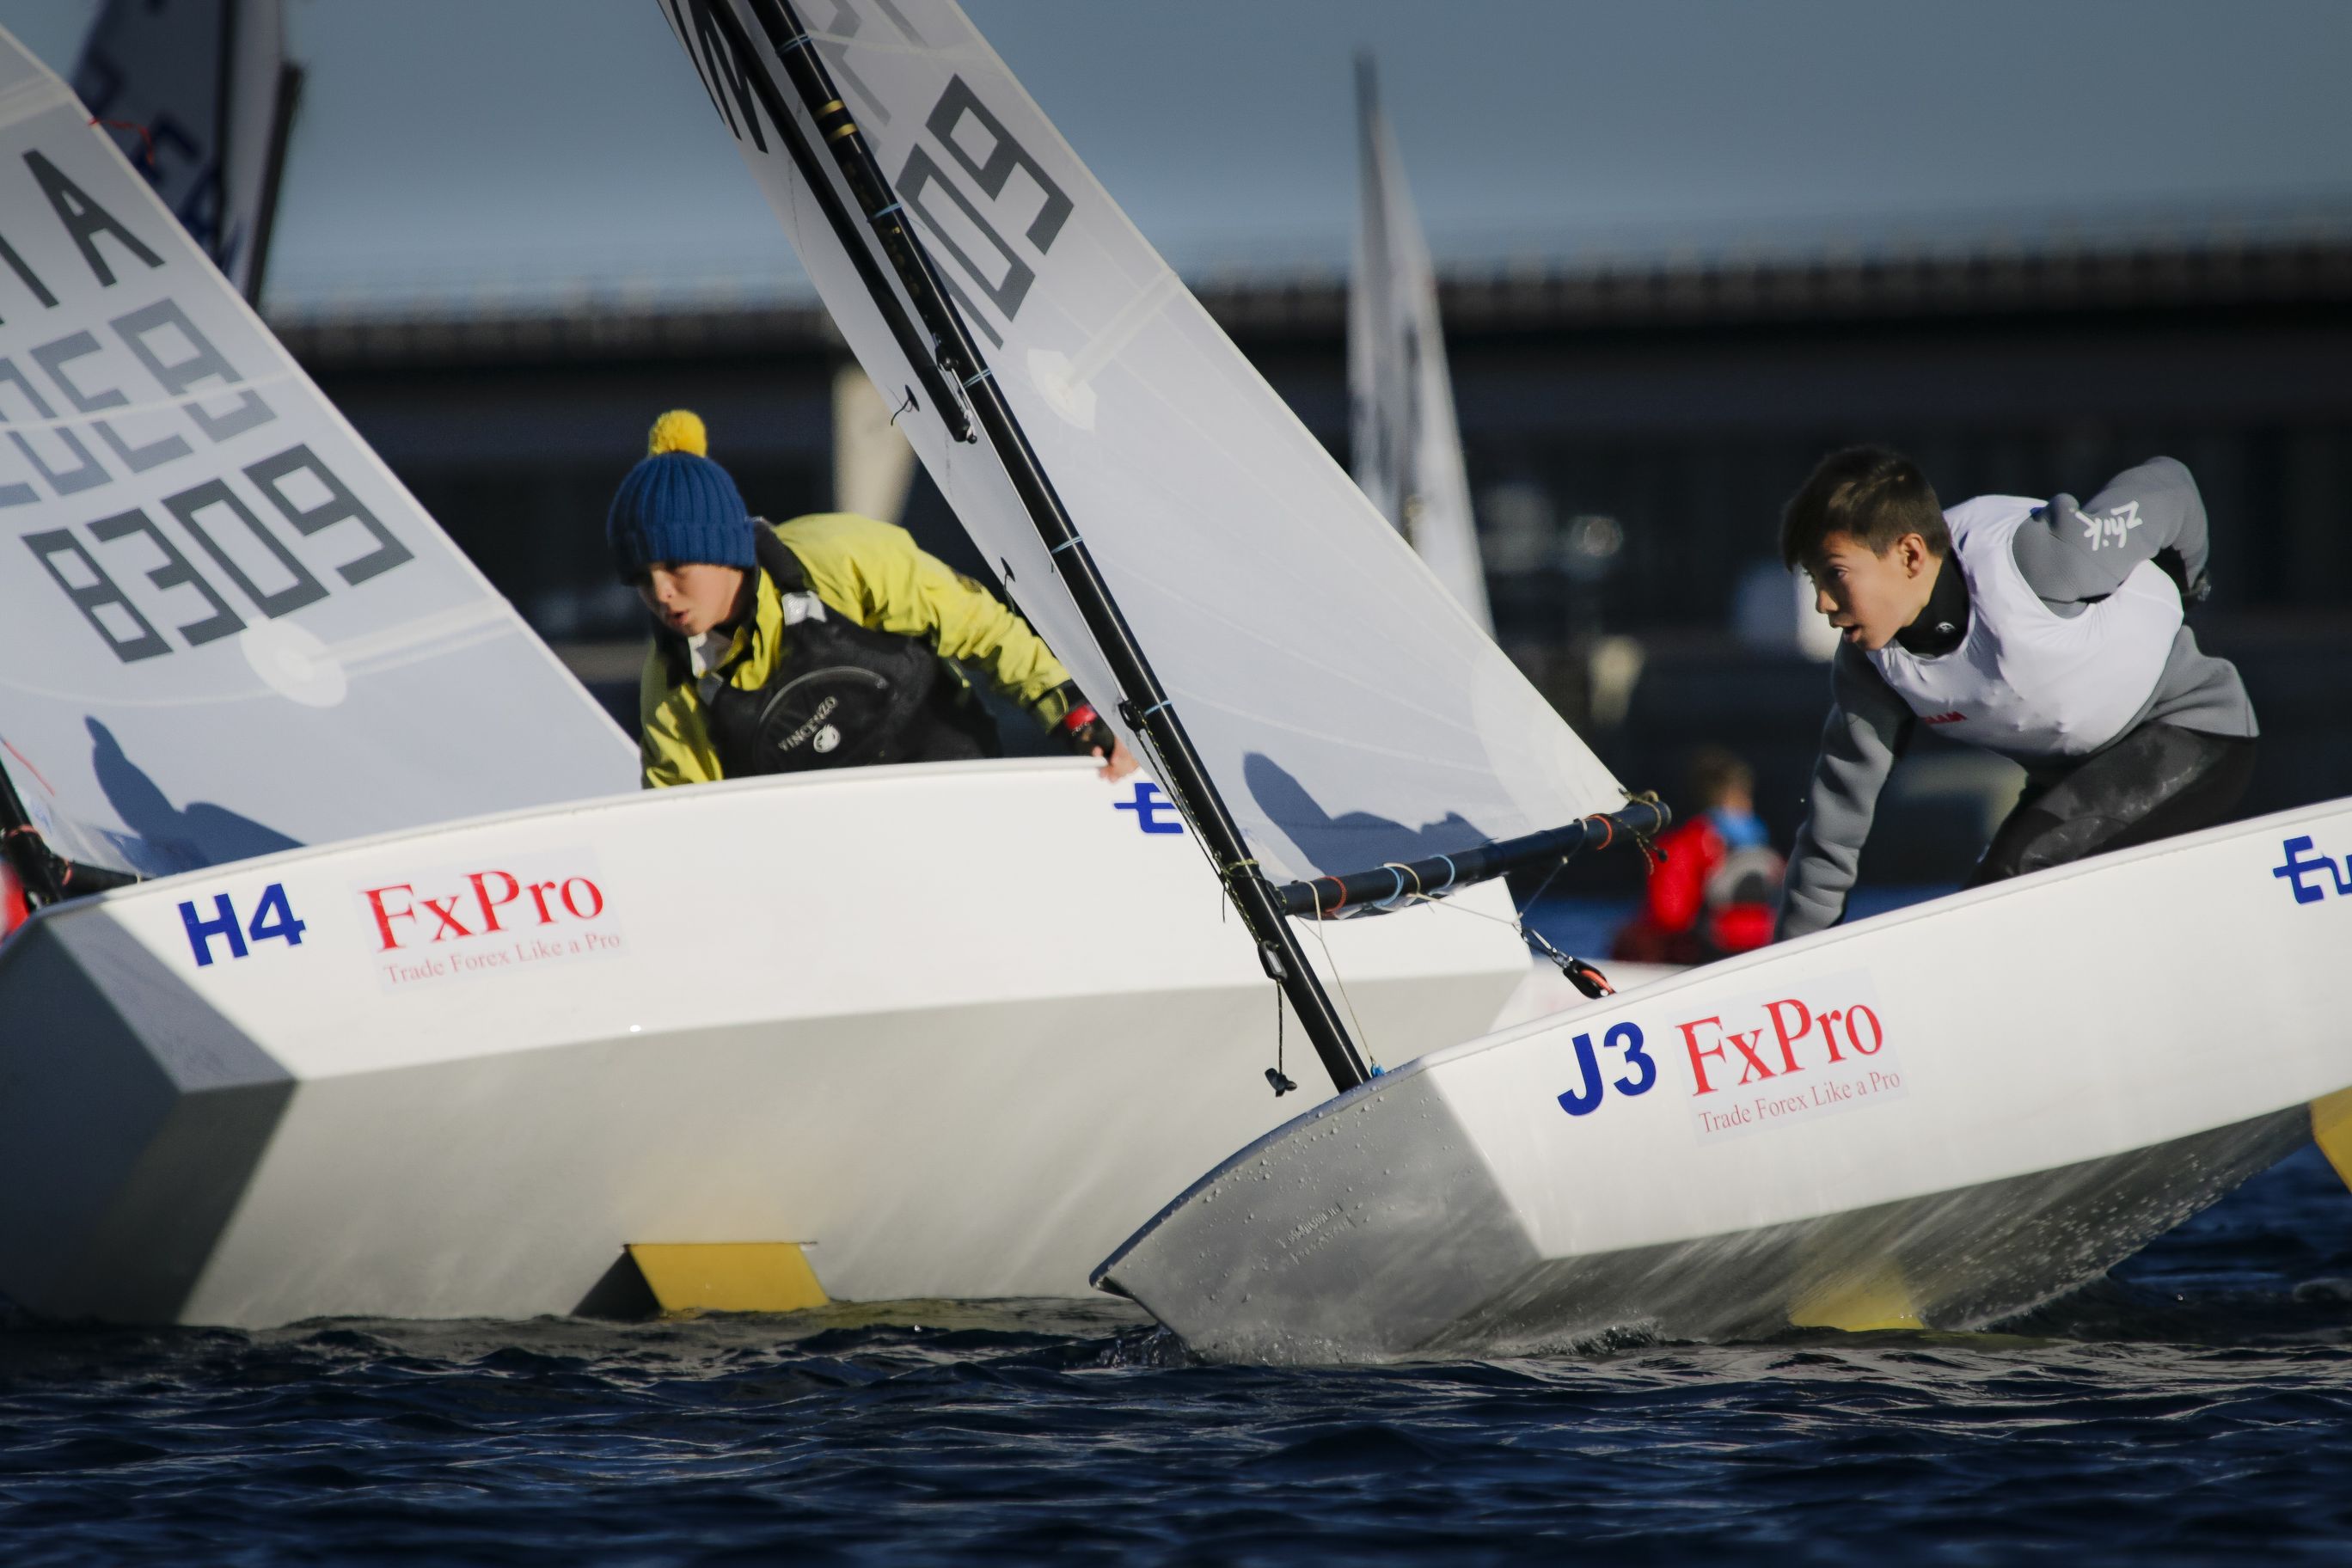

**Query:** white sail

left=1349, top=56, right=1493, bottom=634
left=70, top=0, right=298, bottom=302
left=660, top=0, right=1620, bottom=884
left=0, top=32, right=634, bottom=877
left=832, top=364, right=916, bottom=524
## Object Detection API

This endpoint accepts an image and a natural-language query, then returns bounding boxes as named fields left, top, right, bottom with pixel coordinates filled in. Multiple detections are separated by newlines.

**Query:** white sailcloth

left=660, top=0, right=1620, bottom=883
left=70, top=0, right=297, bottom=303
left=1350, top=56, right=1492, bottom=634
left=0, top=31, right=634, bottom=877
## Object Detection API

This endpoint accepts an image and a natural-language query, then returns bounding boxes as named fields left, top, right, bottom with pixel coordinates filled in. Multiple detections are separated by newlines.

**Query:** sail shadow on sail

left=1243, top=750, right=1487, bottom=877
left=86, top=718, right=301, bottom=874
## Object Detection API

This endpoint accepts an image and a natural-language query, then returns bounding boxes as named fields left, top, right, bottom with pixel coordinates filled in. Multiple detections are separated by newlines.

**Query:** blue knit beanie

left=606, top=410, right=754, bottom=579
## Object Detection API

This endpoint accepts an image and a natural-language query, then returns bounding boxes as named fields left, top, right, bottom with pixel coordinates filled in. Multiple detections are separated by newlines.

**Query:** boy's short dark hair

left=1779, top=446, right=1950, bottom=569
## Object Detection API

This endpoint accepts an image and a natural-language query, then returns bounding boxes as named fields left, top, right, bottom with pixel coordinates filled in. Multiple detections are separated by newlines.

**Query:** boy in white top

left=1776, top=446, right=2257, bottom=940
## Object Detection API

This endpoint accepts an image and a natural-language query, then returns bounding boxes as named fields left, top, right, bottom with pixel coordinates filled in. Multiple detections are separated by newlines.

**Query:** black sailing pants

left=1964, top=722, right=2257, bottom=888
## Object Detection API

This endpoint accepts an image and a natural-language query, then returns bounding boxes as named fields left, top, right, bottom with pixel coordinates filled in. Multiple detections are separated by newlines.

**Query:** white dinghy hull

left=0, top=759, right=1534, bottom=1327
left=1096, top=801, right=2352, bottom=1362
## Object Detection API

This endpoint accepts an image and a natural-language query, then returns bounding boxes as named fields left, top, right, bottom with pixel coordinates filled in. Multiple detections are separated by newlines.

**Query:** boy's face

left=1804, top=531, right=1940, bottom=652
left=637, top=561, right=748, bottom=638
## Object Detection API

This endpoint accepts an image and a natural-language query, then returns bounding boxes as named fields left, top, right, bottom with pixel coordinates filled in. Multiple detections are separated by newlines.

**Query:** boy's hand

left=1095, top=739, right=1139, bottom=781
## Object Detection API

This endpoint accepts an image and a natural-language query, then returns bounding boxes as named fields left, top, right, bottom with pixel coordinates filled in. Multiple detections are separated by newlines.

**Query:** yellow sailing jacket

left=637, top=513, right=1076, bottom=787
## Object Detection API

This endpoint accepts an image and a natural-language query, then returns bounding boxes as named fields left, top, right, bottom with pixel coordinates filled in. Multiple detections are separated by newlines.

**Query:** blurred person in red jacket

left=1613, top=747, right=1785, bottom=965
left=1, top=861, right=26, bottom=942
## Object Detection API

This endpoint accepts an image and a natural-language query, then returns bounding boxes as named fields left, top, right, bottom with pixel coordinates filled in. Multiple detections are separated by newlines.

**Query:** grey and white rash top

left=1776, top=457, right=2256, bottom=940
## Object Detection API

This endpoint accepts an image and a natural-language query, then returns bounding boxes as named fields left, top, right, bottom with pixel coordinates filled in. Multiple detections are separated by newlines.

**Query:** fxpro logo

left=355, top=854, right=622, bottom=989
left=1675, top=972, right=1906, bottom=1142
left=1553, top=970, right=1908, bottom=1143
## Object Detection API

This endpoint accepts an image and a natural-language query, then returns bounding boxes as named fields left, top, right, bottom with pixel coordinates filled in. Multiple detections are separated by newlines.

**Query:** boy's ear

left=1896, top=532, right=1937, bottom=577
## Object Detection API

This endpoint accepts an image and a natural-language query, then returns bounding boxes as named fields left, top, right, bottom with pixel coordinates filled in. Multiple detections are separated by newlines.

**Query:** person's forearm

left=1776, top=652, right=1909, bottom=940
left=2014, top=456, right=2207, bottom=602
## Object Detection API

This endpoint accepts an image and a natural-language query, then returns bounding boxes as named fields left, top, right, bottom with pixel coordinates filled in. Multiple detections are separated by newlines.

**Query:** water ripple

left=1, top=1148, right=2349, bottom=1564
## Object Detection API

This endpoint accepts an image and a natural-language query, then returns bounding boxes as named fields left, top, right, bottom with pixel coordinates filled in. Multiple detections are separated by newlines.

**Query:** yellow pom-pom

left=648, top=409, right=707, bottom=457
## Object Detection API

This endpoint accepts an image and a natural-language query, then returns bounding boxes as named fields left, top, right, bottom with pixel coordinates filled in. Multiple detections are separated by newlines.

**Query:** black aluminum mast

left=704, top=0, right=1370, bottom=1092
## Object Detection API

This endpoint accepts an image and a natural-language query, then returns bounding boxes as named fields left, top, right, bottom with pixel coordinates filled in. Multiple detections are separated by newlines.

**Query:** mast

left=1353, top=52, right=1413, bottom=548
left=223, top=0, right=300, bottom=305
left=708, top=0, right=1371, bottom=1092
left=241, top=58, right=302, bottom=306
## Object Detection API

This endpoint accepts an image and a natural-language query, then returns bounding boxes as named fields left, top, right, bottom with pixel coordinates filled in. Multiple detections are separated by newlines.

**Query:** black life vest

left=661, top=525, right=997, bottom=776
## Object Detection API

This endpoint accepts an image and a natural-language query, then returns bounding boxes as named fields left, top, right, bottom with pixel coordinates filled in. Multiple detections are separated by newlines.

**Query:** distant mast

left=72, top=0, right=303, bottom=303
left=1351, top=54, right=1492, bottom=634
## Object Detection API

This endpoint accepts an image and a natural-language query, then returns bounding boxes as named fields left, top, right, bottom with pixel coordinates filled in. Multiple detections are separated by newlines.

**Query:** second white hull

left=0, top=759, right=1536, bottom=1326
left=1098, top=800, right=2352, bottom=1361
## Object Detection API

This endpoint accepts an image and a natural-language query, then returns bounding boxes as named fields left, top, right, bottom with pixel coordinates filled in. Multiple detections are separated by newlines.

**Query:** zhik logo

left=2078, top=500, right=2144, bottom=552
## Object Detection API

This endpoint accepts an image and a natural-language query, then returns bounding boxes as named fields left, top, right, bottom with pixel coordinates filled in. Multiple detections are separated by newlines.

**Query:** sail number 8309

left=1555, top=1021, right=1656, bottom=1118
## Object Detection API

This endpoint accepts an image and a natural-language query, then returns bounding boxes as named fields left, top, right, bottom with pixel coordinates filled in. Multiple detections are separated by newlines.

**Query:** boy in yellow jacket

left=612, top=411, right=1136, bottom=787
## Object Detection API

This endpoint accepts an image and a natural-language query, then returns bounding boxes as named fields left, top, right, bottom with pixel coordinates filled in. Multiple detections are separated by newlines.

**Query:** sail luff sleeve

left=686, top=1, right=971, bottom=443
left=731, top=0, right=1370, bottom=1093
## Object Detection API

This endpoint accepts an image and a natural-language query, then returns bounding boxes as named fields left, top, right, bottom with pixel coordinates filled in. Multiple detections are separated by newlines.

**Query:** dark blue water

left=5, top=1145, right=2352, bottom=1565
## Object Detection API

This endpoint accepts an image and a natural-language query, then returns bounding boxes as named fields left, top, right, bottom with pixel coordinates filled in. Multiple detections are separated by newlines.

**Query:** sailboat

left=71, top=0, right=301, bottom=305
left=1101, top=810, right=2352, bottom=1359
left=1081, top=71, right=2352, bottom=1359
left=0, top=23, right=1577, bottom=1326
left=625, top=7, right=2351, bottom=1363
left=1350, top=55, right=1491, bottom=634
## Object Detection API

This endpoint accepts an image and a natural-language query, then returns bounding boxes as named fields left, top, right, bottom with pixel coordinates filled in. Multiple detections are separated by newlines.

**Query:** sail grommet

left=242, top=619, right=349, bottom=709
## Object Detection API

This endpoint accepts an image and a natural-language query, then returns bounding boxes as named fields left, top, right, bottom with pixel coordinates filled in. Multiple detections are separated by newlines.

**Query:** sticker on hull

left=1675, top=970, right=1905, bottom=1143
left=1549, top=968, right=1908, bottom=1143
left=354, top=850, right=622, bottom=989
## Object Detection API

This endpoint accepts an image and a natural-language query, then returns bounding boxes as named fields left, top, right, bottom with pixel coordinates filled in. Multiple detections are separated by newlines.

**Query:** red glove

left=1057, top=696, right=1118, bottom=759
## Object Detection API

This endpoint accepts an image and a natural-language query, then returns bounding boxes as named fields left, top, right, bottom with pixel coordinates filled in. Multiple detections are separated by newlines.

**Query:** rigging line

left=1393, top=883, right=1589, bottom=976
left=1306, top=882, right=1379, bottom=1071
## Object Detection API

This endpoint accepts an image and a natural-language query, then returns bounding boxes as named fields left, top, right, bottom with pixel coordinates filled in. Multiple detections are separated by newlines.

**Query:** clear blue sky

left=8, top=1, right=2350, bottom=315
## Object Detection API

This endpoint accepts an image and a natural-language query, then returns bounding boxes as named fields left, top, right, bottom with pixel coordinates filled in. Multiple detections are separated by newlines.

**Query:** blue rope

left=1140, top=701, right=1170, bottom=719
left=777, top=32, right=815, bottom=53
left=1049, top=536, right=1082, bottom=555
left=962, top=366, right=995, bottom=389
left=869, top=201, right=903, bottom=220
left=1431, top=854, right=1458, bottom=893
